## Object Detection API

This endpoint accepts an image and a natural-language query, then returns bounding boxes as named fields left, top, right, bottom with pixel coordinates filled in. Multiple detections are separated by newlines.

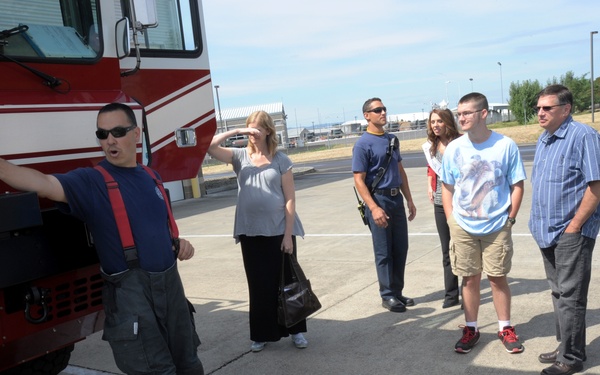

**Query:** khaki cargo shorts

left=448, top=215, right=513, bottom=277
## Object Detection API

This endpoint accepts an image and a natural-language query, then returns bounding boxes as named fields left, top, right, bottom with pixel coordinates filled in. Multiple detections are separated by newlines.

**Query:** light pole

left=445, top=80, right=451, bottom=104
left=214, top=85, right=223, bottom=132
left=497, top=62, right=504, bottom=103
left=591, top=31, right=598, bottom=123
left=469, top=78, right=473, bottom=92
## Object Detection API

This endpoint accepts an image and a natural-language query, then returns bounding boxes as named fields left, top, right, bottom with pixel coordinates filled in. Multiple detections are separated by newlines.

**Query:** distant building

left=216, top=102, right=290, bottom=146
left=287, top=127, right=310, bottom=146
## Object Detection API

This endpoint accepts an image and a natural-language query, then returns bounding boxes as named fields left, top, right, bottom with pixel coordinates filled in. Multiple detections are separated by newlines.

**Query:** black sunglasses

left=533, top=104, right=566, bottom=113
left=366, top=106, right=387, bottom=114
left=96, top=125, right=136, bottom=140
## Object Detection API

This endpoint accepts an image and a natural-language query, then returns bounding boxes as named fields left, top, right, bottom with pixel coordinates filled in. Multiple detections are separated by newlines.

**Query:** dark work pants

left=101, top=263, right=203, bottom=375
left=434, top=204, right=459, bottom=303
left=366, top=192, right=409, bottom=299
left=540, top=233, right=595, bottom=366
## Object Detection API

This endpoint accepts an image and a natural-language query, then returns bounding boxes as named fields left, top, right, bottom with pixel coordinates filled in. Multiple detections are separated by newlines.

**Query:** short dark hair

left=363, top=97, right=382, bottom=113
left=98, top=103, right=137, bottom=126
left=458, top=92, right=488, bottom=111
left=537, top=84, right=573, bottom=108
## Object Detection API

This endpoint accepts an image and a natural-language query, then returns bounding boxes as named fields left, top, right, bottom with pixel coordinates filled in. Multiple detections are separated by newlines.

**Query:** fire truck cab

left=0, top=0, right=215, bottom=373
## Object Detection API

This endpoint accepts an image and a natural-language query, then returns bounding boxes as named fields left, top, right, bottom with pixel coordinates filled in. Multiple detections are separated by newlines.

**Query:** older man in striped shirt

left=529, top=85, right=600, bottom=375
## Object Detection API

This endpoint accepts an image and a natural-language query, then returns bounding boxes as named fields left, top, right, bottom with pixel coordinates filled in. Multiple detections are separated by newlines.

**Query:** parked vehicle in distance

left=387, top=123, right=400, bottom=132
left=329, top=129, right=344, bottom=139
left=225, top=134, right=248, bottom=148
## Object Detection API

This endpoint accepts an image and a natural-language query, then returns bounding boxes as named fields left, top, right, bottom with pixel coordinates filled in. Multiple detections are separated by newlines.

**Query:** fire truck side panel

left=0, top=0, right=215, bottom=372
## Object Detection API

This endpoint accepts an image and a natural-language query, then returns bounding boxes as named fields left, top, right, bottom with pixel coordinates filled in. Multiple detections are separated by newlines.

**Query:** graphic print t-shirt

left=440, top=131, right=526, bottom=235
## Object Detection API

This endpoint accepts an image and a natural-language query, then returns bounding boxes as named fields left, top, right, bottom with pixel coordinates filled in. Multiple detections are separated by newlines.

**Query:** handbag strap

left=280, top=254, right=307, bottom=288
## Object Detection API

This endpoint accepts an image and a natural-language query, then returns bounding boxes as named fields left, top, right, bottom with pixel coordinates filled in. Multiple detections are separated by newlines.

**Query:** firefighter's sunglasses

left=95, top=125, right=136, bottom=140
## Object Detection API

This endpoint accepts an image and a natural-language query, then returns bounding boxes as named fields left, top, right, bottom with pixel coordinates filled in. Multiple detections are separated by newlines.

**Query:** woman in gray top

left=207, top=110, right=307, bottom=353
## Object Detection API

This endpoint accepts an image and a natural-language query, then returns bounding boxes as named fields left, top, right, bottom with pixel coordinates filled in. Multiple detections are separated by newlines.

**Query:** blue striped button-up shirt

left=529, top=116, right=600, bottom=248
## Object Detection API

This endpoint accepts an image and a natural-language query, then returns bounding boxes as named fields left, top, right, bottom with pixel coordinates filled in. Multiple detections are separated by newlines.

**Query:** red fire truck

left=0, top=0, right=216, bottom=373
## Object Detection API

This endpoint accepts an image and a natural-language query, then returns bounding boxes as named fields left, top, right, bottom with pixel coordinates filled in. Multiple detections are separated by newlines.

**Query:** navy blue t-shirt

left=352, top=132, right=403, bottom=189
left=54, top=160, right=176, bottom=274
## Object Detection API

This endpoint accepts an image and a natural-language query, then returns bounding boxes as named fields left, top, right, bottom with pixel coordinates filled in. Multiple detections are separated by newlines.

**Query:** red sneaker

left=498, top=326, right=524, bottom=353
left=454, top=325, right=480, bottom=353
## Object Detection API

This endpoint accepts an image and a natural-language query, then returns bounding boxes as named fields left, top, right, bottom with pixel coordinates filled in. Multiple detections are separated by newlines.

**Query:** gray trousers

left=540, top=233, right=595, bottom=366
left=101, top=263, right=203, bottom=375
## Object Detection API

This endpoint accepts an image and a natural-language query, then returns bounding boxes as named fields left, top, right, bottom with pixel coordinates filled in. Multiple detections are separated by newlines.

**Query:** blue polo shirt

left=54, top=160, right=177, bottom=274
left=352, top=132, right=402, bottom=190
left=529, top=116, right=600, bottom=248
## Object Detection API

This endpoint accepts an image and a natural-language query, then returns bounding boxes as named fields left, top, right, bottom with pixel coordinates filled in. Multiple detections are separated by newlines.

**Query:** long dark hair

left=427, top=108, right=459, bottom=157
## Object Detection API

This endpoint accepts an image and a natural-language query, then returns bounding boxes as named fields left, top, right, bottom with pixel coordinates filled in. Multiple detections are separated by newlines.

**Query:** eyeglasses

left=455, top=109, right=483, bottom=118
left=366, top=106, right=387, bottom=114
left=96, top=125, right=136, bottom=140
left=533, top=104, right=566, bottom=113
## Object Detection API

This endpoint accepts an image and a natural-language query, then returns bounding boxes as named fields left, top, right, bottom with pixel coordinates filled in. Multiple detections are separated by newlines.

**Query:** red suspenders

left=95, top=165, right=179, bottom=267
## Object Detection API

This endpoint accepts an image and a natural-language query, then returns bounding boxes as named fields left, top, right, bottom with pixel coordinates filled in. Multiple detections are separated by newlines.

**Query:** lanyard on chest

left=94, top=165, right=179, bottom=268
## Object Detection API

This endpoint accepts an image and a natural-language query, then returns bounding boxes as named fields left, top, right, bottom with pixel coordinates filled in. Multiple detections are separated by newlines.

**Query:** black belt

left=373, top=187, right=401, bottom=196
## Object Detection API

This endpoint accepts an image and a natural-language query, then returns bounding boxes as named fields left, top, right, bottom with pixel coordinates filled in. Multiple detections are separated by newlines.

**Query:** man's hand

left=407, top=200, right=417, bottom=221
left=372, top=206, right=390, bottom=228
left=176, top=238, right=195, bottom=261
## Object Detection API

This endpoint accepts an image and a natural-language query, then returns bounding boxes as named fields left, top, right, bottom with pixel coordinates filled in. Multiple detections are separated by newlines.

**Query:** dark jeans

left=540, top=233, right=595, bottom=365
left=366, top=192, right=409, bottom=299
left=434, top=204, right=459, bottom=302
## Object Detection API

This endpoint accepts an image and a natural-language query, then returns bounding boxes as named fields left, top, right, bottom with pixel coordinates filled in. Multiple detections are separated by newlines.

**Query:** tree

left=508, top=80, right=542, bottom=124
left=547, top=71, right=590, bottom=112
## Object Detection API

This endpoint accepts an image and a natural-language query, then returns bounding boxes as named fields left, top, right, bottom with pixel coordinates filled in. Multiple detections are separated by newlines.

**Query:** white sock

left=499, top=320, right=511, bottom=331
left=466, top=322, right=478, bottom=331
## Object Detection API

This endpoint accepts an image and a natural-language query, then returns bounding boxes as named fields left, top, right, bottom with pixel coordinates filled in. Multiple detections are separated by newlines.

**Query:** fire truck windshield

left=0, top=0, right=101, bottom=60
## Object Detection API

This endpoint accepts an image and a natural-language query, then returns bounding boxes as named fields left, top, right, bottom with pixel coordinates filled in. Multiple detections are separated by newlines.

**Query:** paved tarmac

left=62, top=160, right=600, bottom=375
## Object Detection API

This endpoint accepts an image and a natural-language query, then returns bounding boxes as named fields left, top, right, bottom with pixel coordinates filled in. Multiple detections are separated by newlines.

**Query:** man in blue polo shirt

left=352, top=97, right=417, bottom=313
left=530, top=85, right=600, bottom=375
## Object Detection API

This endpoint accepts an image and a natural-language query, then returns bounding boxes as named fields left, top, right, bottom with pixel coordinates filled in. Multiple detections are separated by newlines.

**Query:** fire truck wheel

left=0, top=344, right=74, bottom=375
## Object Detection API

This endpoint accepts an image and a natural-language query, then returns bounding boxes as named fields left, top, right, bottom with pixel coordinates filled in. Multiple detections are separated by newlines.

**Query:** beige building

left=216, top=102, right=289, bottom=146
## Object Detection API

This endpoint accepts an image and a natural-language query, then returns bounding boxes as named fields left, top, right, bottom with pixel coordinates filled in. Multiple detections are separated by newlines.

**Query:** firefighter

left=0, top=103, right=204, bottom=375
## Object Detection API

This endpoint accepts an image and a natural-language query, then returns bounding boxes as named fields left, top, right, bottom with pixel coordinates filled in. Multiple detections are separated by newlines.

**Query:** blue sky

left=202, top=0, right=599, bottom=128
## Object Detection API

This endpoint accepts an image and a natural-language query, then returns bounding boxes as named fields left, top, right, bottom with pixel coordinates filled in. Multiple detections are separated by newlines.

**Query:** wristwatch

left=508, top=217, right=516, bottom=225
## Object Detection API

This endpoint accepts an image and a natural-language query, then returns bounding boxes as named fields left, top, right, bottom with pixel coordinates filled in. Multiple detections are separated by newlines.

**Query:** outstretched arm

left=0, top=158, right=67, bottom=202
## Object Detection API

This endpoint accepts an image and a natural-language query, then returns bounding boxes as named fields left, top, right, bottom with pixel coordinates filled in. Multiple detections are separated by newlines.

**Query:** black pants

left=434, top=204, right=459, bottom=303
left=240, top=235, right=307, bottom=342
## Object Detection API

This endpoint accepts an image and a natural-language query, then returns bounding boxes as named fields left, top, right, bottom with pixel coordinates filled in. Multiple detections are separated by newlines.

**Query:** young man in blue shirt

left=441, top=92, right=526, bottom=355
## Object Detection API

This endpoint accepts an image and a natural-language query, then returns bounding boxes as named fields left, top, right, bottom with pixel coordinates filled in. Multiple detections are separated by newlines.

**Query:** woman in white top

left=421, top=108, right=461, bottom=308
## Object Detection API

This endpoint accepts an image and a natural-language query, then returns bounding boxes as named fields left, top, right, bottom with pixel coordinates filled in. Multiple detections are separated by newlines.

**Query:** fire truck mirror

left=115, top=17, right=130, bottom=59
left=175, top=128, right=197, bottom=148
